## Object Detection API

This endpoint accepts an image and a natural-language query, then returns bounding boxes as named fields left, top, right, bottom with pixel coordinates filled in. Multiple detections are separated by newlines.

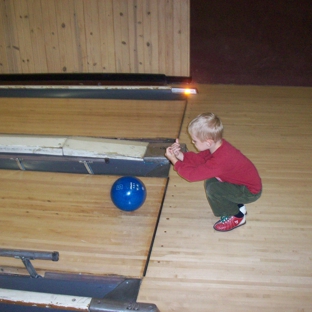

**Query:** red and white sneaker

left=213, top=215, right=246, bottom=232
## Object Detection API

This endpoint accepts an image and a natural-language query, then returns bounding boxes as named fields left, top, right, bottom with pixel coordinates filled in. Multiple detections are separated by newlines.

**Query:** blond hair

left=188, top=112, right=223, bottom=142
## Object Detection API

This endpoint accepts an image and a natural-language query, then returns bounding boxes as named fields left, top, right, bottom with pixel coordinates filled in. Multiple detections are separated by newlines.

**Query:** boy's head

left=188, top=112, right=223, bottom=143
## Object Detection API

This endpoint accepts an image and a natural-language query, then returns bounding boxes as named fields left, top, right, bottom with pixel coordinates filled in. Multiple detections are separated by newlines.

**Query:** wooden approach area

left=138, top=84, right=312, bottom=311
left=1, top=85, right=312, bottom=311
left=0, top=98, right=185, bottom=278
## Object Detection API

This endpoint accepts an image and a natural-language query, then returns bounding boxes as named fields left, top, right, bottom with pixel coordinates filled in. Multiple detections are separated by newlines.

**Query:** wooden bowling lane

left=0, top=97, right=186, bottom=139
left=0, top=170, right=167, bottom=278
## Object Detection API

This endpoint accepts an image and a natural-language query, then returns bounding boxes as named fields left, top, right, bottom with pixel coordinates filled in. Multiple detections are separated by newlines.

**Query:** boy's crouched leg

left=204, top=178, right=240, bottom=217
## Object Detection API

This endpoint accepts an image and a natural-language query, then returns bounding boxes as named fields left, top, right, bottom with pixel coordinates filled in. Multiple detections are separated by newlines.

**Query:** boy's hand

left=171, top=139, right=184, bottom=161
left=165, top=146, right=178, bottom=165
left=165, top=139, right=184, bottom=164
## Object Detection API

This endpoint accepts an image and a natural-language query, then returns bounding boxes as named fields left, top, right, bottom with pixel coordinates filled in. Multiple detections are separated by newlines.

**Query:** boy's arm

left=173, top=151, right=216, bottom=182
left=174, top=158, right=215, bottom=182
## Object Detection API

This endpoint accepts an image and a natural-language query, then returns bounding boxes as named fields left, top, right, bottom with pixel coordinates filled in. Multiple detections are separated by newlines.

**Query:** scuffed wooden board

left=0, top=134, right=66, bottom=156
left=63, top=137, right=148, bottom=160
left=0, top=288, right=90, bottom=311
left=0, top=134, right=148, bottom=160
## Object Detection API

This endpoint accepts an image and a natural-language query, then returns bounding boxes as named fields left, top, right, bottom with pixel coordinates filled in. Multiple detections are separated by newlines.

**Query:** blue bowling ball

left=110, top=176, right=147, bottom=211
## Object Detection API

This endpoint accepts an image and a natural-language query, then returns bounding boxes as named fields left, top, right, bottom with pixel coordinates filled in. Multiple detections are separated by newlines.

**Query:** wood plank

left=63, top=137, right=148, bottom=160
left=54, top=0, right=78, bottom=73
left=0, top=288, right=90, bottom=311
left=157, top=0, right=167, bottom=75
left=180, top=0, right=190, bottom=76
left=0, top=1, right=9, bottom=73
left=0, top=134, right=148, bottom=160
left=138, top=84, right=312, bottom=311
left=72, top=0, right=86, bottom=73
left=142, top=0, right=152, bottom=73
left=172, top=0, right=181, bottom=76
left=132, top=0, right=145, bottom=73
left=112, top=0, right=130, bottom=73
left=0, top=170, right=167, bottom=278
left=98, top=0, right=116, bottom=73
left=0, top=97, right=186, bottom=139
left=12, top=0, right=34, bottom=73
left=149, top=1, right=159, bottom=73
left=27, top=0, right=48, bottom=73
left=83, top=0, right=102, bottom=73
left=164, top=1, right=174, bottom=75
left=40, top=0, right=61, bottom=73
left=0, top=134, right=66, bottom=155
left=127, top=0, right=137, bottom=73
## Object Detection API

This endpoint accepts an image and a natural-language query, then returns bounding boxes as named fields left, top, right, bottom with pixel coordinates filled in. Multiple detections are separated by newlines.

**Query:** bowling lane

left=0, top=97, right=186, bottom=139
left=0, top=170, right=167, bottom=278
left=0, top=96, right=184, bottom=278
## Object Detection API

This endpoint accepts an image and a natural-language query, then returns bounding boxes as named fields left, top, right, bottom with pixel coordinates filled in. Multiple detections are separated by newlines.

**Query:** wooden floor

left=1, top=85, right=312, bottom=311
left=138, top=84, right=312, bottom=311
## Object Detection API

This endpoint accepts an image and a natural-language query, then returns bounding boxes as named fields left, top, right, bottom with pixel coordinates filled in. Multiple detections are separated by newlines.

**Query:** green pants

left=204, top=178, right=262, bottom=217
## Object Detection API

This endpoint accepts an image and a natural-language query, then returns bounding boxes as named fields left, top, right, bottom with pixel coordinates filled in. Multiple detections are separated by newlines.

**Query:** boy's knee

left=204, top=178, right=218, bottom=196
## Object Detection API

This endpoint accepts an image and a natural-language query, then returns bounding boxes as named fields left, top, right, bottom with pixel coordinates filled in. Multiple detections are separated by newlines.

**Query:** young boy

left=165, top=112, right=262, bottom=232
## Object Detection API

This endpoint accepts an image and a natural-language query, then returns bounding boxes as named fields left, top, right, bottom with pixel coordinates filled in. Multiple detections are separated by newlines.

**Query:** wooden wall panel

left=0, top=1, right=9, bottom=72
left=97, top=0, right=115, bottom=72
left=1, top=0, right=21, bottom=72
left=0, top=0, right=190, bottom=76
left=41, top=0, right=61, bottom=72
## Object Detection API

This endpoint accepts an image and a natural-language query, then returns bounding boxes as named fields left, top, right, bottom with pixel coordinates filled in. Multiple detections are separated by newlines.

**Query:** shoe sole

left=213, top=221, right=246, bottom=232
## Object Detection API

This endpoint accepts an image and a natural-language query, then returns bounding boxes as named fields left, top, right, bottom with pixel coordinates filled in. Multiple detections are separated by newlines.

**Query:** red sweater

left=174, top=139, right=262, bottom=194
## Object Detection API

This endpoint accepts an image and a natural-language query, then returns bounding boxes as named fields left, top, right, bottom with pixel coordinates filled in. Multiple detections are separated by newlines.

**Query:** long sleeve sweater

left=174, top=139, right=262, bottom=194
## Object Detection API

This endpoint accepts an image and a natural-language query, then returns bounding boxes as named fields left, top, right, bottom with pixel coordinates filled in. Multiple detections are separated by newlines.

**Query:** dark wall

left=191, top=0, right=312, bottom=86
